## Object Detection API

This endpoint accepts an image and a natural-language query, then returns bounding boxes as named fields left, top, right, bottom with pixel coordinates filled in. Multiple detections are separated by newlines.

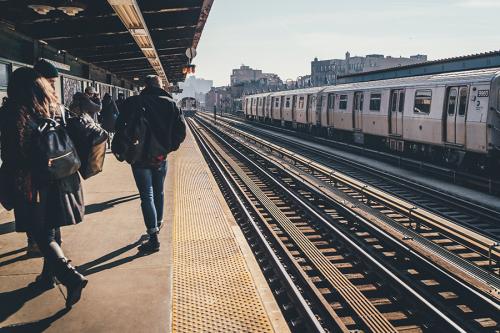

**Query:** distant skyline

left=193, top=0, right=500, bottom=86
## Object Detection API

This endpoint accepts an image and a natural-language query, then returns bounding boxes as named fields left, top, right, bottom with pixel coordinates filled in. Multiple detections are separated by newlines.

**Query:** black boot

left=54, top=258, right=88, bottom=308
left=138, top=232, right=160, bottom=253
left=35, top=259, right=57, bottom=290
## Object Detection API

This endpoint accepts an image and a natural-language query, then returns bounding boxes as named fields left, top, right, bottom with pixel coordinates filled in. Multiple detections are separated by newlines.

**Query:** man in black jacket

left=114, top=75, right=186, bottom=252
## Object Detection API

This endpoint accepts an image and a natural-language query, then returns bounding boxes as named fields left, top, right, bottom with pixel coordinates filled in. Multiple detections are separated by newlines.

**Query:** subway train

left=179, top=97, right=199, bottom=117
left=243, top=68, right=500, bottom=171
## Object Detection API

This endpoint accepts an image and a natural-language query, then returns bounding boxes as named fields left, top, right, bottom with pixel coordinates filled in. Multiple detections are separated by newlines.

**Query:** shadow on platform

left=0, top=222, right=15, bottom=236
left=84, top=194, right=139, bottom=215
left=77, top=235, right=149, bottom=276
left=0, top=308, right=70, bottom=332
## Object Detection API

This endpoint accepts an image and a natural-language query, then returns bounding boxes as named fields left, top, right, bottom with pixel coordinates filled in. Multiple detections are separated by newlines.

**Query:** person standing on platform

left=213, top=105, right=217, bottom=124
left=116, top=92, right=125, bottom=110
left=84, top=86, right=101, bottom=122
left=34, top=59, right=59, bottom=91
left=113, top=75, right=186, bottom=253
left=100, top=93, right=119, bottom=149
left=24, top=58, right=64, bottom=256
left=0, top=68, right=87, bottom=307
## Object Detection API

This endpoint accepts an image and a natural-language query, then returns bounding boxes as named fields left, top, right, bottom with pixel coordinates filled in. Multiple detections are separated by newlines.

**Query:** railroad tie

left=203, top=131, right=398, bottom=333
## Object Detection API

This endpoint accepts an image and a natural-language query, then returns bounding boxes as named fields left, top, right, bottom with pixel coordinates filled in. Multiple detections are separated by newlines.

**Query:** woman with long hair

left=0, top=67, right=87, bottom=308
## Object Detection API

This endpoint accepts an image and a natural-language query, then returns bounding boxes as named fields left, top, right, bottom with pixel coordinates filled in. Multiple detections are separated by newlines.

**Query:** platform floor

left=0, top=129, right=288, bottom=332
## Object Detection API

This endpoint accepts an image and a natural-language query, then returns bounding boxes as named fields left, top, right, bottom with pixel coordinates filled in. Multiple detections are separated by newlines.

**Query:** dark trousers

left=132, top=161, right=167, bottom=234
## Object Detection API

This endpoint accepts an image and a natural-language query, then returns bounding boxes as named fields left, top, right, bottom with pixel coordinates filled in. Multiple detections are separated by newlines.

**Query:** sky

left=193, top=0, right=500, bottom=86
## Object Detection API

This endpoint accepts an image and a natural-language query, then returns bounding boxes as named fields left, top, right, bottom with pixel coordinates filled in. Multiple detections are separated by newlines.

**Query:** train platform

left=0, top=129, right=289, bottom=332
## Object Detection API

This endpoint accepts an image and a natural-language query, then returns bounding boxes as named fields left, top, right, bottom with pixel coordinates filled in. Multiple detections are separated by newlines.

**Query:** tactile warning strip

left=172, top=131, right=276, bottom=332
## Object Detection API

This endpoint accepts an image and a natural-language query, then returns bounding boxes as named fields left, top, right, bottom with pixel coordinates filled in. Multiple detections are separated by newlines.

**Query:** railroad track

left=189, top=118, right=500, bottom=333
left=221, top=112, right=500, bottom=195
left=206, top=113, right=500, bottom=240
left=198, top=113, right=500, bottom=269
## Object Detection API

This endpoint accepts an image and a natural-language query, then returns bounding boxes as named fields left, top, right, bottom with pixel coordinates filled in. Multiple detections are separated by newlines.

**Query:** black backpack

left=112, top=106, right=149, bottom=164
left=31, top=117, right=81, bottom=181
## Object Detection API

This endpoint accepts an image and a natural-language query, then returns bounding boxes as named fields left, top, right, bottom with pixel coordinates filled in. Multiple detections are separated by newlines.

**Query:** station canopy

left=0, top=0, right=213, bottom=84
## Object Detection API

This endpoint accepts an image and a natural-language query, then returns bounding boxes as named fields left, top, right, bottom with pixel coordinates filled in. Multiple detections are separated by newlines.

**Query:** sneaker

left=27, top=243, right=42, bottom=257
left=138, top=234, right=160, bottom=253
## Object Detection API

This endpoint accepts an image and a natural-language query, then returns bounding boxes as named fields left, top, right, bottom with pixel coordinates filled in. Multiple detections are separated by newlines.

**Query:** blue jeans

left=132, top=161, right=167, bottom=234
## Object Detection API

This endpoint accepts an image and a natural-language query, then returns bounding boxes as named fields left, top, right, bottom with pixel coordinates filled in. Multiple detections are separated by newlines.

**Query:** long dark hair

left=7, top=67, right=57, bottom=118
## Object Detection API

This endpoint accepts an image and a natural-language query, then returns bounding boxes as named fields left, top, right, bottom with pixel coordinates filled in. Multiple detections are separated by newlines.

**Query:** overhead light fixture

left=130, top=28, right=147, bottom=36
left=28, top=4, right=55, bottom=15
left=108, top=0, right=169, bottom=85
left=133, top=77, right=139, bottom=81
left=56, top=0, right=86, bottom=16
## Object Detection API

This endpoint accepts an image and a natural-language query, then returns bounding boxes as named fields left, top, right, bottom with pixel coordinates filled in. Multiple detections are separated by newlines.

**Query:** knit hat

left=34, top=59, right=59, bottom=79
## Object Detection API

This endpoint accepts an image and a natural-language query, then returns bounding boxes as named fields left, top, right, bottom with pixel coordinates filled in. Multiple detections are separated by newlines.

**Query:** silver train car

left=243, top=68, right=500, bottom=170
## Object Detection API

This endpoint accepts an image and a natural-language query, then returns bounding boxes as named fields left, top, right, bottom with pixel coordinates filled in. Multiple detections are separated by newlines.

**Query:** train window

left=285, top=97, right=291, bottom=108
left=447, top=88, right=458, bottom=115
left=414, top=90, right=432, bottom=115
left=298, top=97, right=305, bottom=109
left=399, top=92, right=405, bottom=113
left=369, top=93, right=381, bottom=111
left=339, top=95, right=348, bottom=110
left=274, top=98, right=280, bottom=108
left=259, top=98, right=263, bottom=106
left=458, top=87, right=468, bottom=116
left=0, top=63, right=9, bottom=88
left=391, top=91, right=398, bottom=112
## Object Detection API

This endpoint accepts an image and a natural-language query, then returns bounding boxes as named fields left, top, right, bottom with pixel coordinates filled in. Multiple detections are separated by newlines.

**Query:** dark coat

left=114, top=87, right=186, bottom=168
left=0, top=103, right=84, bottom=232
left=100, top=98, right=119, bottom=132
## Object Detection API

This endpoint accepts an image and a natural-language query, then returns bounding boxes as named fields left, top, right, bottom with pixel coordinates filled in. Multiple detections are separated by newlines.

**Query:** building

left=230, top=64, right=282, bottom=88
left=311, top=52, right=428, bottom=86
left=175, top=75, right=213, bottom=106
left=205, top=86, right=232, bottom=112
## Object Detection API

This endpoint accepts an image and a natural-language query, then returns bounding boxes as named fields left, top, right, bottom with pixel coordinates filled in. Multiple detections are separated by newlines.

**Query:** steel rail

left=200, top=114, right=500, bottom=269
left=197, top=122, right=399, bottom=333
left=188, top=121, right=326, bottom=332
left=209, top=113, right=500, bottom=232
left=216, top=122, right=500, bottom=310
left=196, top=117, right=471, bottom=333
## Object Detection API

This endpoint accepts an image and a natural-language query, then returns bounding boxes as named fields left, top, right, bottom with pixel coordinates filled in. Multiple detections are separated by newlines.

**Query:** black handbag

left=0, top=164, right=14, bottom=210
left=31, top=116, right=81, bottom=181
left=67, top=112, right=108, bottom=179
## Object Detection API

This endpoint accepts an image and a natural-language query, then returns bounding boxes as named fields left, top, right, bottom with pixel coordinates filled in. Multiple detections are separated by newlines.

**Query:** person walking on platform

left=34, top=59, right=59, bottom=91
left=113, top=75, right=186, bottom=253
left=115, top=92, right=125, bottom=110
left=27, top=58, right=63, bottom=256
left=70, top=91, right=101, bottom=120
left=100, top=93, right=119, bottom=149
left=0, top=68, right=87, bottom=307
left=84, top=86, right=101, bottom=122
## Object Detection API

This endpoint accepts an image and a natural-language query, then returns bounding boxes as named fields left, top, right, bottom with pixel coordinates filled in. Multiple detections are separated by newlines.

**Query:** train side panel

left=295, top=94, right=308, bottom=124
left=362, top=90, right=390, bottom=137
left=466, top=84, right=490, bottom=153
left=488, top=75, right=500, bottom=154
left=333, top=92, right=354, bottom=131
left=403, top=87, right=444, bottom=146
left=282, top=95, right=293, bottom=122
left=272, top=96, right=282, bottom=121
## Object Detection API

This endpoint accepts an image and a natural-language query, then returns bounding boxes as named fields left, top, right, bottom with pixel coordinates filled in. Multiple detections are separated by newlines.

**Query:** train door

left=389, top=89, right=405, bottom=136
left=292, top=95, right=298, bottom=122
left=353, top=92, right=363, bottom=130
left=280, top=97, right=285, bottom=122
left=445, top=86, right=468, bottom=145
left=306, top=94, right=313, bottom=123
